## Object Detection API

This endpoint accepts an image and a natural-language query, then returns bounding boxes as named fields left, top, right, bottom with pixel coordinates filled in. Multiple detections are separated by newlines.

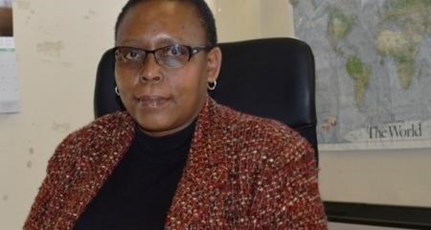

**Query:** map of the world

left=291, top=0, right=431, bottom=150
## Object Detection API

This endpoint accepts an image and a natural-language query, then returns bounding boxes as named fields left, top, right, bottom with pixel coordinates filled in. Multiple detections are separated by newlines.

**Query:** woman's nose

left=138, top=54, right=163, bottom=83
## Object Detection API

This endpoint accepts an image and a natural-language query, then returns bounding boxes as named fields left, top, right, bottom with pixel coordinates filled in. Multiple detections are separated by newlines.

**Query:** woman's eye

left=125, top=50, right=142, bottom=60
left=166, top=46, right=186, bottom=57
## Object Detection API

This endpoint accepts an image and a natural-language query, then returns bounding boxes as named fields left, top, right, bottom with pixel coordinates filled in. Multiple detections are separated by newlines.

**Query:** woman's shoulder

left=62, top=111, right=134, bottom=144
left=48, top=111, right=134, bottom=168
left=212, top=101, right=314, bottom=166
left=214, top=101, right=299, bottom=140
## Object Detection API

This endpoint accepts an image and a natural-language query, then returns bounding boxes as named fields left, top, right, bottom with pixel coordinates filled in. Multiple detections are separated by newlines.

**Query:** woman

left=24, top=0, right=327, bottom=229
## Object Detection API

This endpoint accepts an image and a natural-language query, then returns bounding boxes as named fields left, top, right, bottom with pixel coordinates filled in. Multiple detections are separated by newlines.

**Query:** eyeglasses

left=114, top=44, right=211, bottom=69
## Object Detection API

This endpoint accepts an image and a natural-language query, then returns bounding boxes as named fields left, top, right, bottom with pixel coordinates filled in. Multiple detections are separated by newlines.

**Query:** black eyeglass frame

left=113, top=44, right=213, bottom=69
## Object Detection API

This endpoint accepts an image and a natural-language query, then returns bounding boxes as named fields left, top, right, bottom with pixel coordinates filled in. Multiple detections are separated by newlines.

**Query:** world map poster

left=291, top=0, right=431, bottom=150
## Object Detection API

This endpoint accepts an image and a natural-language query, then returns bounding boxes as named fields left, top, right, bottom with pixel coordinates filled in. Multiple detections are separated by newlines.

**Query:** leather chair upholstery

left=94, top=37, right=319, bottom=160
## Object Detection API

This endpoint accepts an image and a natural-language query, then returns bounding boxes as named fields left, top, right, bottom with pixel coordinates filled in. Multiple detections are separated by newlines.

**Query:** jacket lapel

left=166, top=98, right=229, bottom=228
left=62, top=112, right=136, bottom=226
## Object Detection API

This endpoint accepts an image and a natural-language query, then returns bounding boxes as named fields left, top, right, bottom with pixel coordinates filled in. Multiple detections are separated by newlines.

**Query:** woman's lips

left=136, top=95, right=169, bottom=108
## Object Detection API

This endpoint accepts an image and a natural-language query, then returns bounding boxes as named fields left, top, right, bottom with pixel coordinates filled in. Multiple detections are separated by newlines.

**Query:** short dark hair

left=115, top=0, right=218, bottom=47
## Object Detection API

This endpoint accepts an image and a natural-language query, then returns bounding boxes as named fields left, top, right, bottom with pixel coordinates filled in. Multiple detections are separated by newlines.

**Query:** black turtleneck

left=74, top=121, right=196, bottom=230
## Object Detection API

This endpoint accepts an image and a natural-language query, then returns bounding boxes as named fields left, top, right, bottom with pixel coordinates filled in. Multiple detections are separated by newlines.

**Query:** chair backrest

left=94, top=37, right=318, bottom=160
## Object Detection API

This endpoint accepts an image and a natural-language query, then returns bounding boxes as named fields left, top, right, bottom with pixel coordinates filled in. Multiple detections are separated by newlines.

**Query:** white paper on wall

left=0, top=37, right=20, bottom=113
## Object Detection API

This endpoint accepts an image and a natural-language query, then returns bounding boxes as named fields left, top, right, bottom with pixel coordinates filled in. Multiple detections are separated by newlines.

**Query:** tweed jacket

left=24, top=97, right=327, bottom=229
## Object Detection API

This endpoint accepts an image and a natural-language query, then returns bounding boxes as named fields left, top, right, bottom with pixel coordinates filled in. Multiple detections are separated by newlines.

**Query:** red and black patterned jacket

left=24, top=97, right=327, bottom=229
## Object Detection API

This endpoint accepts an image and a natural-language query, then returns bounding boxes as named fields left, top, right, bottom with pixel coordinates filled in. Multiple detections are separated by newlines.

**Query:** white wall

left=0, top=0, right=127, bottom=228
left=208, top=0, right=293, bottom=41
left=0, top=0, right=429, bottom=229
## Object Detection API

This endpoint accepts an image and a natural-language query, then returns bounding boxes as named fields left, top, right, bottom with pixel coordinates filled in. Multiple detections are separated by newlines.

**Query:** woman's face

left=115, top=1, right=221, bottom=137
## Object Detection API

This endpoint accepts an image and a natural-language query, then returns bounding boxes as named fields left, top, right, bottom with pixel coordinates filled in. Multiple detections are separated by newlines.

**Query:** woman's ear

left=206, top=47, right=222, bottom=83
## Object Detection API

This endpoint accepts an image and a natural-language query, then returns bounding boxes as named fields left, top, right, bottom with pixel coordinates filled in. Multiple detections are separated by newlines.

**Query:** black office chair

left=94, top=37, right=318, bottom=161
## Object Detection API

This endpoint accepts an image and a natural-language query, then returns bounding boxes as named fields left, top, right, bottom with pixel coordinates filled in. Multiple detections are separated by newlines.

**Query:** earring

left=207, top=80, right=217, bottom=91
left=114, top=86, right=120, bottom=96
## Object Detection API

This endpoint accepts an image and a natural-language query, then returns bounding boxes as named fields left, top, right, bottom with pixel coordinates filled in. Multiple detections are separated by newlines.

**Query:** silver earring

left=207, top=80, right=217, bottom=91
left=115, top=86, right=120, bottom=96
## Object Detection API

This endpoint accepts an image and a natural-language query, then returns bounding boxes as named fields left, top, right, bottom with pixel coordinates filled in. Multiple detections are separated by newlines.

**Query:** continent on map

left=377, top=0, right=431, bottom=89
left=346, top=55, right=370, bottom=107
left=327, top=8, right=353, bottom=51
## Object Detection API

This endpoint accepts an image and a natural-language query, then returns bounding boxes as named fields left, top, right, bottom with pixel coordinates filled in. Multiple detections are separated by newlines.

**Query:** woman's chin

left=135, top=118, right=176, bottom=137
